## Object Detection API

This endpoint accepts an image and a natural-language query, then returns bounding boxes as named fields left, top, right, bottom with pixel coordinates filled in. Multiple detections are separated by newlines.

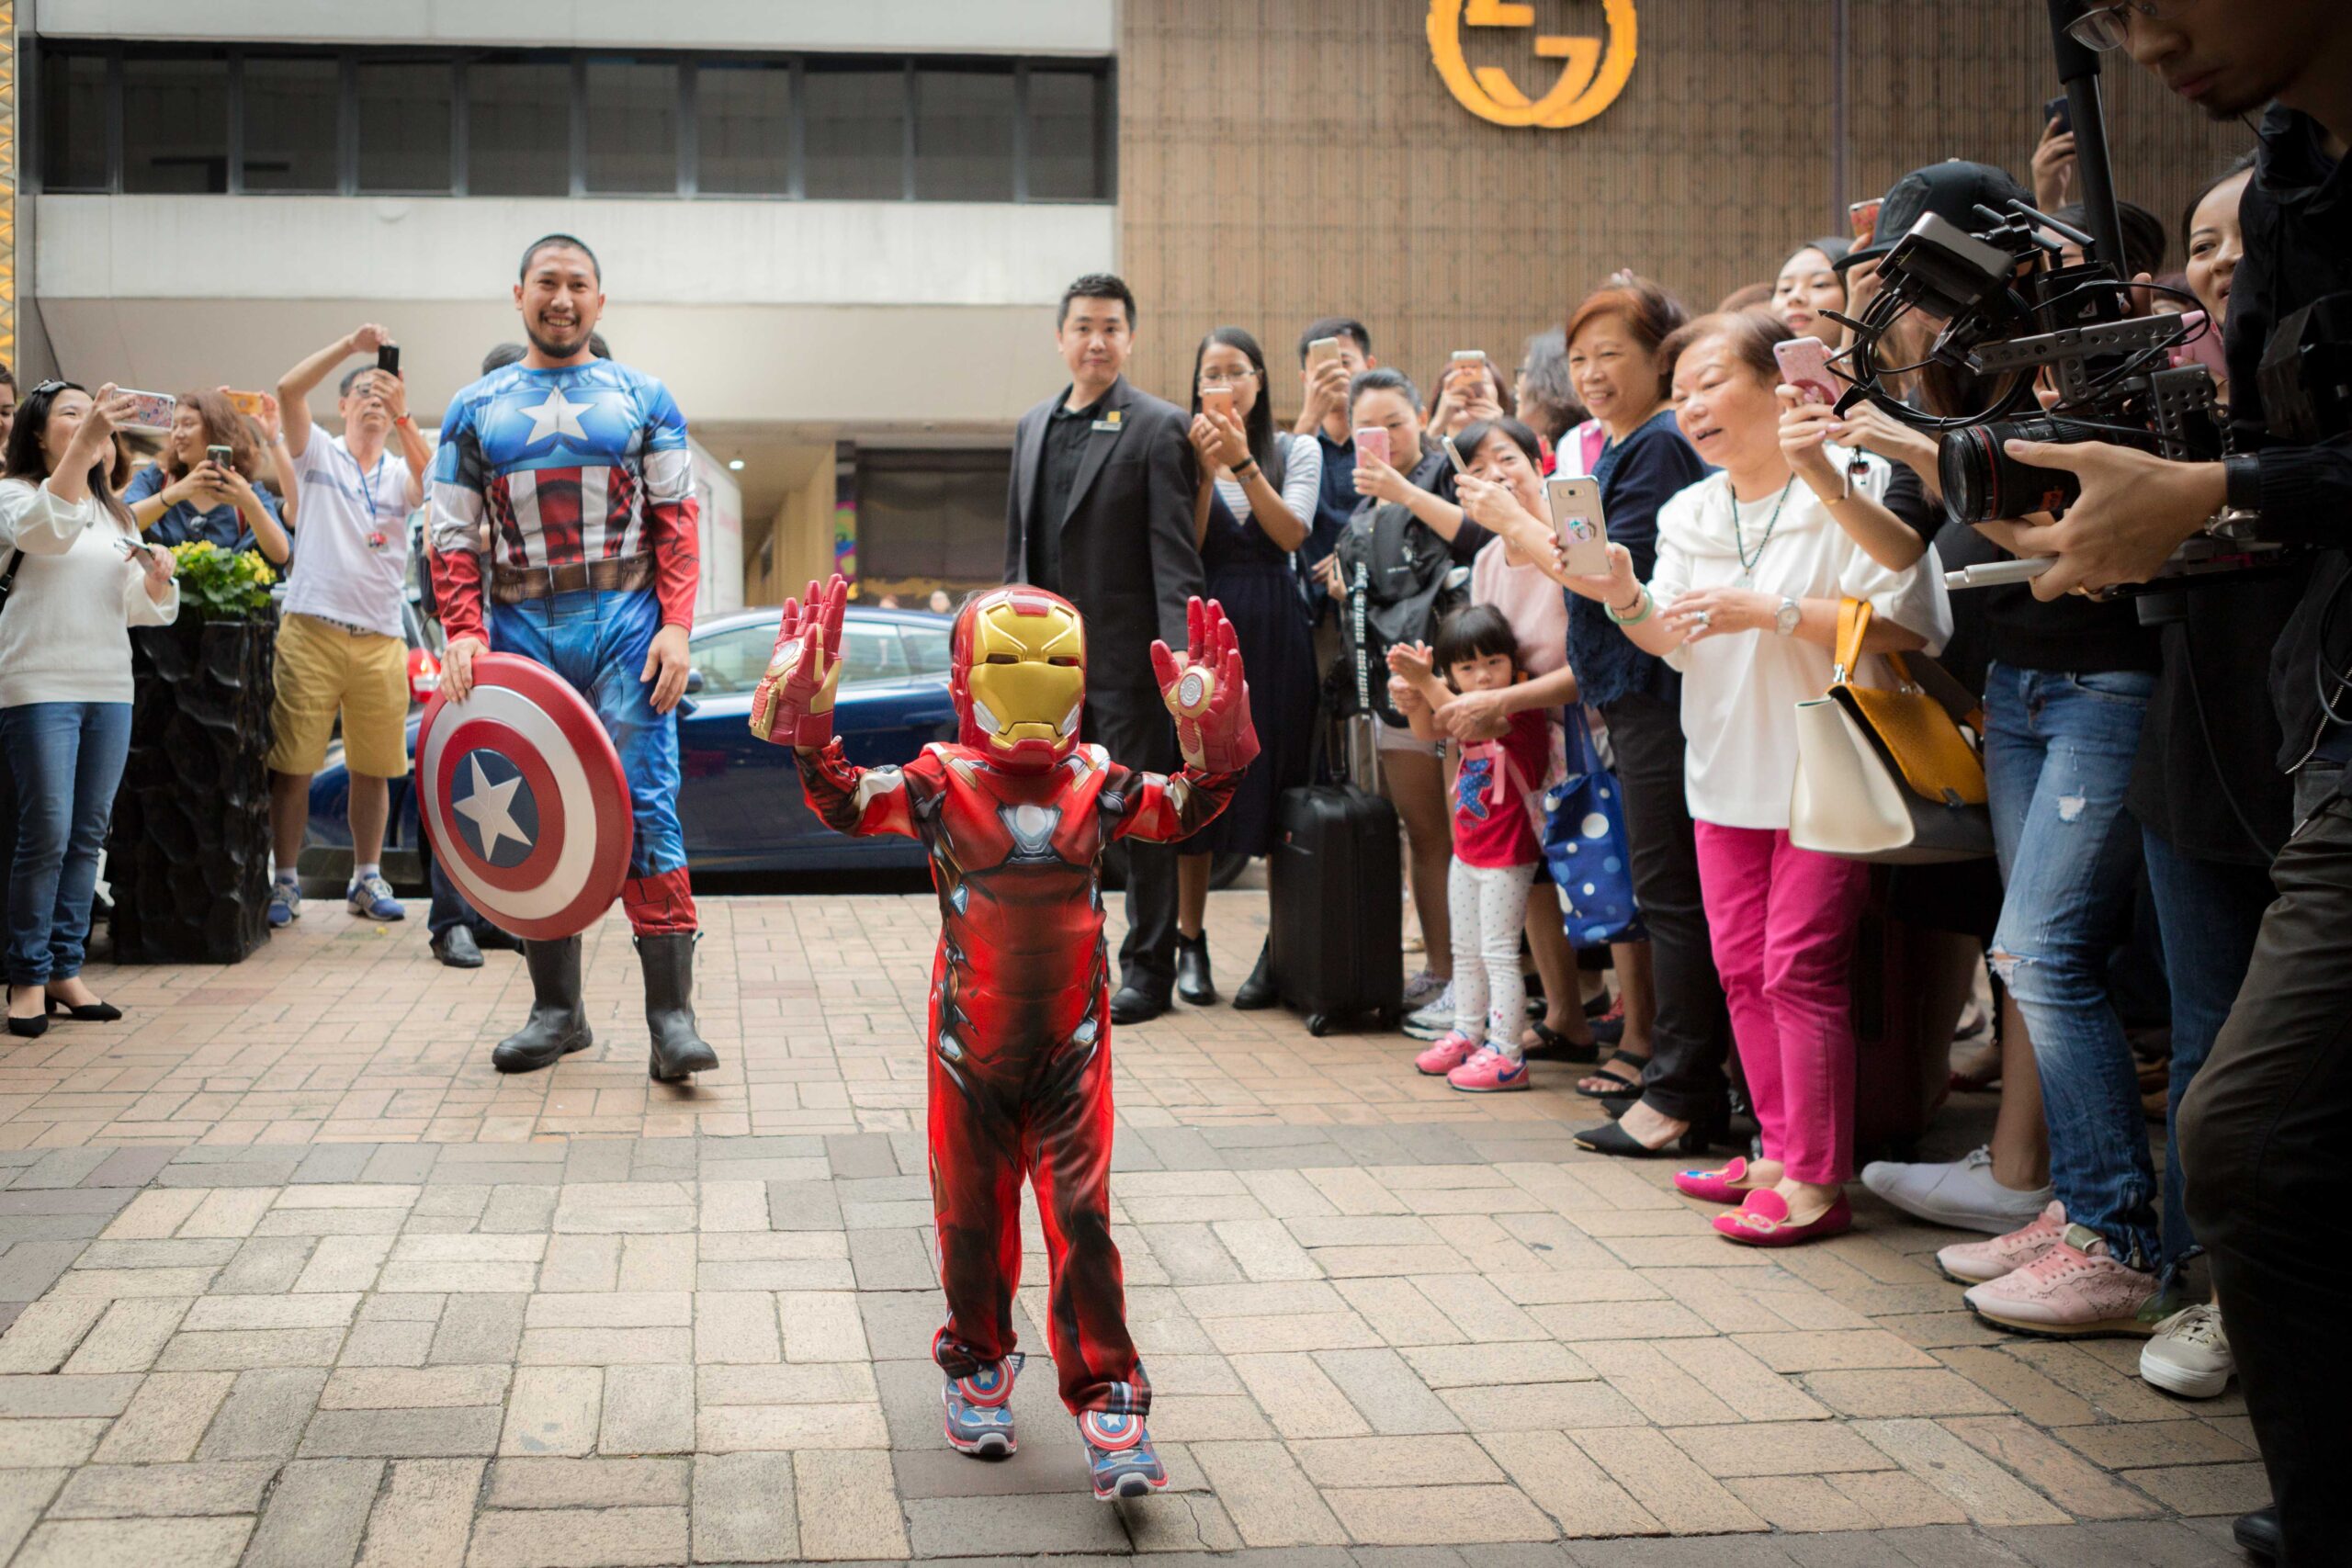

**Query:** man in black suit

left=1003, top=273, right=1204, bottom=1024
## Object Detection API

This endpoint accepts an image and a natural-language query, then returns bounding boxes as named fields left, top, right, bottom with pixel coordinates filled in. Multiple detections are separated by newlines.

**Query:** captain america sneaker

left=943, top=1352, right=1023, bottom=1457
left=1079, top=1409, right=1168, bottom=1500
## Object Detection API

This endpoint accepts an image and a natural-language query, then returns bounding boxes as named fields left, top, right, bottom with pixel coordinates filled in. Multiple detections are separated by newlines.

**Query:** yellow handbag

left=1790, top=598, right=1994, bottom=863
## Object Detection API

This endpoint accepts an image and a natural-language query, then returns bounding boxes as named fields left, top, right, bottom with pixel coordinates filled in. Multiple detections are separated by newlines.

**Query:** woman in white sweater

left=1548, top=312, right=1951, bottom=1245
left=0, top=381, right=180, bottom=1038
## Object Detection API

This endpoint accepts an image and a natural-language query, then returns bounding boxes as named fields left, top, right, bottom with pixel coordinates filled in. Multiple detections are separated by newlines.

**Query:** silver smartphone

left=1545, top=477, right=1610, bottom=576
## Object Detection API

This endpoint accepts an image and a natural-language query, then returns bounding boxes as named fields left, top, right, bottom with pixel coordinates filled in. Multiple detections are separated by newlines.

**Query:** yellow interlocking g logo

left=1427, top=0, right=1638, bottom=129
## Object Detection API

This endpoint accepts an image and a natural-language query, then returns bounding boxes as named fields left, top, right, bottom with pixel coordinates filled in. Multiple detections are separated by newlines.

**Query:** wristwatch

left=1774, top=597, right=1802, bottom=637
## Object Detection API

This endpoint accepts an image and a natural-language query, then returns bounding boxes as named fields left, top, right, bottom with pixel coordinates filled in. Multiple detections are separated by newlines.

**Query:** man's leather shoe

left=472, top=924, right=523, bottom=953
left=1175, top=932, right=1217, bottom=1007
left=1109, top=987, right=1167, bottom=1026
left=2233, top=1506, right=2281, bottom=1563
left=431, top=927, right=483, bottom=969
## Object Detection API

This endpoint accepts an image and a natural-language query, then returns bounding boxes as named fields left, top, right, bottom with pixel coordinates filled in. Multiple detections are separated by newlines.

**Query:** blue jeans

left=1984, top=662, right=2157, bottom=1267
left=487, top=588, right=687, bottom=887
left=1, top=702, right=133, bottom=986
left=2139, top=823, right=2273, bottom=1269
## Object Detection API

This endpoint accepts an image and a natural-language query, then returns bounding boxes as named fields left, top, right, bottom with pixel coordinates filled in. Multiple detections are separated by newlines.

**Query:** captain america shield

left=415, top=653, right=632, bottom=941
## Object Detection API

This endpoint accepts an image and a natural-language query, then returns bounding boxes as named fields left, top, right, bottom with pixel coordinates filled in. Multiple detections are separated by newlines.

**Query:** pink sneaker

left=1962, top=1223, right=2163, bottom=1338
left=1447, top=1047, right=1530, bottom=1093
left=1937, top=1200, right=2069, bottom=1285
left=1415, top=1032, right=1481, bottom=1076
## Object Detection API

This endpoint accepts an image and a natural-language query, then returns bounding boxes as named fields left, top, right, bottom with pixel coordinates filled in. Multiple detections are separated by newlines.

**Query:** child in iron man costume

left=751, top=576, right=1258, bottom=1500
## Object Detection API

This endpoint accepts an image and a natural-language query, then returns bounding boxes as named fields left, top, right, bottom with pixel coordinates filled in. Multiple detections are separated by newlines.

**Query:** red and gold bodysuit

left=795, top=737, right=1234, bottom=1419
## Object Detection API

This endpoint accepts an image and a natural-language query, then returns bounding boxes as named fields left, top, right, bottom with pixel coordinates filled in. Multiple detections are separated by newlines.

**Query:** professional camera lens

left=1938, top=418, right=2100, bottom=525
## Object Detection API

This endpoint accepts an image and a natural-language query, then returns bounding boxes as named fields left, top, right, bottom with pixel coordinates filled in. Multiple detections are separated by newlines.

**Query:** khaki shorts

left=267, top=613, right=412, bottom=778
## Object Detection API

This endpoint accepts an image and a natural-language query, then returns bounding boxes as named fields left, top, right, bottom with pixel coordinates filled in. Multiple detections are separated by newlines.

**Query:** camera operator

left=2000, top=6, right=2352, bottom=1557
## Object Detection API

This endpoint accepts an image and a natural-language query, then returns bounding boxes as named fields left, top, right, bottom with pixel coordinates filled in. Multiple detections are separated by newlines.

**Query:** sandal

left=1522, top=1020, right=1599, bottom=1065
left=1574, top=1050, right=1649, bottom=1099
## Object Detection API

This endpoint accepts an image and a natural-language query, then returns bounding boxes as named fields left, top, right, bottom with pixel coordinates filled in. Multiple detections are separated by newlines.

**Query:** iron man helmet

left=949, top=587, right=1086, bottom=770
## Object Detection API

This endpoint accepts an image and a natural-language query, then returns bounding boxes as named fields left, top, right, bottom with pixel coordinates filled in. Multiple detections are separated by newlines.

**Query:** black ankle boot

left=1230, top=938, right=1277, bottom=1010
left=1175, top=931, right=1217, bottom=1007
left=638, top=932, right=718, bottom=1082
left=492, top=937, right=592, bottom=1073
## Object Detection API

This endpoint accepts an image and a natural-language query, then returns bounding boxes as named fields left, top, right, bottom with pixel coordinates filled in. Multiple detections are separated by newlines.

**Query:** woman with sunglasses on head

left=0, top=381, right=180, bottom=1038
left=125, top=389, right=290, bottom=565
left=1177, top=328, right=1321, bottom=1009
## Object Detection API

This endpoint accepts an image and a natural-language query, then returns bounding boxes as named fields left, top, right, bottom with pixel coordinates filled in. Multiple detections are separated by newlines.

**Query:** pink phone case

left=1773, top=339, right=1839, bottom=405
left=1352, top=426, right=1388, bottom=467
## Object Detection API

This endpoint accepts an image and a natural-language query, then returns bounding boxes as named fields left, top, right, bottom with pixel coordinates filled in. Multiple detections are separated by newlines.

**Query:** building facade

left=6, top=1, right=2241, bottom=608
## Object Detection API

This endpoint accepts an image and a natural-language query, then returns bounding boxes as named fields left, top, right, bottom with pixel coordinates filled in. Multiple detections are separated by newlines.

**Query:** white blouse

left=0, top=478, right=180, bottom=708
left=1647, top=447, right=1952, bottom=830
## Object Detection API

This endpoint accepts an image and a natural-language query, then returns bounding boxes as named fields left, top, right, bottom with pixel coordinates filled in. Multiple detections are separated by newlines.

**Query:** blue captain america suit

left=429, top=358, right=701, bottom=933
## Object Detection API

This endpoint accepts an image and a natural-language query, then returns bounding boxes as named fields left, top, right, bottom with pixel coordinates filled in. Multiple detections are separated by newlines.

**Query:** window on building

left=584, top=59, right=679, bottom=194
left=356, top=61, right=453, bottom=192
left=803, top=64, right=906, bottom=200
left=243, top=55, right=340, bottom=192
left=913, top=67, right=1014, bottom=201
left=695, top=62, right=791, bottom=197
left=40, top=51, right=109, bottom=193
left=1024, top=68, right=1106, bottom=201
left=122, top=54, right=230, bottom=193
left=467, top=57, right=571, bottom=197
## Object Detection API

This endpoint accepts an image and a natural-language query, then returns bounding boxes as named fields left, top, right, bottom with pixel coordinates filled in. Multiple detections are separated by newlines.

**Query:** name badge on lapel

left=1091, top=411, right=1124, bottom=434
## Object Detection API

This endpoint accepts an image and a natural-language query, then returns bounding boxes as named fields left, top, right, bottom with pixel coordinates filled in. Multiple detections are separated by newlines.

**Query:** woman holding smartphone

left=0, top=381, right=179, bottom=1038
left=1177, top=328, right=1321, bottom=1009
left=125, top=390, right=290, bottom=564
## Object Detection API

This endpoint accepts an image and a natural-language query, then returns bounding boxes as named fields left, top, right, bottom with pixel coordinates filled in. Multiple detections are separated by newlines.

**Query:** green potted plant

left=107, top=543, right=281, bottom=964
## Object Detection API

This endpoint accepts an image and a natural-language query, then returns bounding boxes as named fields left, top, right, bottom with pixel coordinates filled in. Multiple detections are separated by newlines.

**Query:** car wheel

left=1209, top=852, right=1252, bottom=891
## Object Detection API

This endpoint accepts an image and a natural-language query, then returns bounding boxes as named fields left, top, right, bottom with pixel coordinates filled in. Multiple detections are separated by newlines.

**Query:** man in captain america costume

left=752, top=574, right=1258, bottom=1499
left=430, top=233, right=718, bottom=1084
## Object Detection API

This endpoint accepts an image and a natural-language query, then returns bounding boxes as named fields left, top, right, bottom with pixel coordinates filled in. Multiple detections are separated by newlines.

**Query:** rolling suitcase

left=1269, top=777, right=1402, bottom=1037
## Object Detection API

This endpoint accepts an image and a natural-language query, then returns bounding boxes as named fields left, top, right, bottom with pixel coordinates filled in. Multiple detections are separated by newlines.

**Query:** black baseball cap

left=1838, top=160, right=2032, bottom=273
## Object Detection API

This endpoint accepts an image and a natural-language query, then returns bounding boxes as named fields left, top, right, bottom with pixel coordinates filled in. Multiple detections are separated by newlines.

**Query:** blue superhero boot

left=943, top=1351, right=1023, bottom=1457
left=1079, top=1408, right=1168, bottom=1500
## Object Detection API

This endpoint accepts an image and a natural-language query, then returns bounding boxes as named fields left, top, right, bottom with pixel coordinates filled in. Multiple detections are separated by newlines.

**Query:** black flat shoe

left=1573, top=1117, right=1712, bottom=1158
left=1174, top=932, right=1217, bottom=1007
left=1109, top=987, right=1168, bottom=1026
left=2233, top=1506, right=2280, bottom=1564
left=47, top=997, right=123, bottom=1022
left=1231, top=939, right=1277, bottom=1010
left=432, top=927, right=484, bottom=969
left=6, top=1013, right=48, bottom=1039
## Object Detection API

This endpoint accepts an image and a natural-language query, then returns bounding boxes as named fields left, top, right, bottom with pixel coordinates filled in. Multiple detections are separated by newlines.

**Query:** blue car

left=302, top=605, right=960, bottom=892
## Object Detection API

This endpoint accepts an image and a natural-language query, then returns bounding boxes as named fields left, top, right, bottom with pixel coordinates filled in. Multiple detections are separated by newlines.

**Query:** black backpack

left=1328, top=501, right=1465, bottom=729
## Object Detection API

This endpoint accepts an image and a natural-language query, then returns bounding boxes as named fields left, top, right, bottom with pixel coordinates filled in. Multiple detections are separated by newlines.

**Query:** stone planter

left=107, top=611, right=277, bottom=964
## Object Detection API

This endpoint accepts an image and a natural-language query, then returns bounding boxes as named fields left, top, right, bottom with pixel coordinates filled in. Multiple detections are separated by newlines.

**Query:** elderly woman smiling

left=1523, top=310, right=1951, bottom=1242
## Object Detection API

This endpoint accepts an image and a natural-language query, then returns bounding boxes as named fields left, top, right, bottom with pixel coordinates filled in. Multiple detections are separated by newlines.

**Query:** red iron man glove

left=1152, top=596, right=1259, bottom=776
left=750, top=573, right=849, bottom=748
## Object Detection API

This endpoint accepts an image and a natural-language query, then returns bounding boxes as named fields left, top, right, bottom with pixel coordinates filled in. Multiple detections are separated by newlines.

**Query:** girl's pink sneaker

left=1414, top=1032, right=1481, bottom=1076
left=1447, top=1047, right=1531, bottom=1093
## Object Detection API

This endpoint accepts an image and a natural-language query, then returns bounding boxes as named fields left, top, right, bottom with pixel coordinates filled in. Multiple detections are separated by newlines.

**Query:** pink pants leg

left=1695, top=823, right=1871, bottom=1186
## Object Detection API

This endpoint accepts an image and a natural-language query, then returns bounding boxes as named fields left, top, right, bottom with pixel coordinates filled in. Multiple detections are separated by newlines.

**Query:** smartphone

left=1306, top=336, right=1341, bottom=371
left=2168, top=309, right=2229, bottom=381
left=1545, top=477, right=1610, bottom=576
left=1848, top=197, right=1883, bottom=247
left=223, top=389, right=268, bottom=419
left=1351, top=426, right=1389, bottom=468
left=1440, top=434, right=1470, bottom=475
left=1202, top=385, right=1235, bottom=422
left=1450, top=349, right=1487, bottom=367
left=2042, top=93, right=2072, bottom=137
left=1773, top=336, right=1841, bottom=404
left=377, top=343, right=401, bottom=378
left=205, top=443, right=233, bottom=470
left=116, top=390, right=177, bottom=434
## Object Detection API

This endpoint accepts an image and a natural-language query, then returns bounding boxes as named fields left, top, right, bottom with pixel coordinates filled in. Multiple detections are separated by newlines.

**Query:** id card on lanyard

left=356, top=454, right=390, bottom=554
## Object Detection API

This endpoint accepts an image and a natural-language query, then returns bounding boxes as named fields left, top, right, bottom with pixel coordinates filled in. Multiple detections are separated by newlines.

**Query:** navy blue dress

left=1193, top=468, right=1317, bottom=858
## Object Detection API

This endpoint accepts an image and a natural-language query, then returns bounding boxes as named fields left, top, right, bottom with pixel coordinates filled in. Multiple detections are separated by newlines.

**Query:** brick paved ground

left=0, top=892, right=2261, bottom=1564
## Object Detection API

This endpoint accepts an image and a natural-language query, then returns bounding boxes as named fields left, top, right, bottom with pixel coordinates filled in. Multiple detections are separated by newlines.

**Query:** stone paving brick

left=694, top=1290, right=783, bottom=1364
left=1325, top=1483, right=1558, bottom=1546
left=1334, top=1276, right=1467, bottom=1348
left=197, top=1366, right=329, bottom=1460
left=1478, top=1429, right=1663, bottom=1540
left=0, top=1417, right=107, bottom=1466
left=96, top=1188, right=205, bottom=1240
left=2052, top=1418, right=2255, bottom=1470
left=0, top=1297, right=106, bottom=1372
left=297, top=1235, right=394, bottom=1293
left=696, top=1400, right=888, bottom=1450
left=155, top=1325, right=347, bottom=1370
left=617, top=1233, right=698, bottom=1292
left=337, top=1320, right=439, bottom=1367
left=1723, top=1472, right=1877, bottom=1532
left=779, top=1289, right=869, bottom=1361
left=183, top=1291, right=359, bottom=1330
left=0, top=1371, right=138, bottom=1416
left=301, top=1404, right=503, bottom=1458
left=1313, top=1348, right=1464, bottom=1435
left=1193, top=1439, right=1350, bottom=1548
left=1403, top=1342, right=1596, bottom=1389
left=356, top=1457, right=485, bottom=1568
left=1939, top=1415, right=2161, bottom=1520
left=489, top=1457, right=690, bottom=1509
left=95, top=1370, right=233, bottom=1461
left=430, top=1292, right=527, bottom=1365
left=50, top=1264, right=220, bottom=1299
left=2111, top=1461, right=2269, bottom=1517
left=1293, top=1433, right=1504, bottom=1488
left=1733, top=1329, right=1942, bottom=1372
left=537, top=1236, right=621, bottom=1293
left=1661, top=1419, right=1895, bottom=1478
left=1826, top=1467, right=1969, bottom=1527
left=1569, top=1427, right=1770, bottom=1534
left=1573, top=1341, right=1741, bottom=1427
left=526, top=1291, right=692, bottom=1329
left=691, top=1451, right=796, bottom=1562
left=1655, top=1339, right=1831, bottom=1424
left=1204, top=1311, right=1385, bottom=1355
left=602, top=1363, right=696, bottom=1454
left=1233, top=1351, right=1372, bottom=1439
left=244, top=1456, right=387, bottom=1568
left=1441, top=1381, right=1645, bottom=1432
left=179, top=1188, right=278, bottom=1237
left=0, top=1465, right=65, bottom=1560
left=462, top=1506, right=689, bottom=1567
left=213, top=1235, right=318, bottom=1295
left=502, top=1366, right=602, bottom=1457
left=322, top=1365, right=511, bottom=1408
left=518, top=1326, right=694, bottom=1365
left=794, top=1449, right=910, bottom=1560
left=695, top=1360, right=876, bottom=1404
left=1803, top=1370, right=2008, bottom=1419
left=11, top=1516, right=254, bottom=1568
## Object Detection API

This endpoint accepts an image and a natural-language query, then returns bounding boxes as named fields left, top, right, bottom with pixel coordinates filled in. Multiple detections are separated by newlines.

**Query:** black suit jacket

left=1002, top=376, right=1204, bottom=703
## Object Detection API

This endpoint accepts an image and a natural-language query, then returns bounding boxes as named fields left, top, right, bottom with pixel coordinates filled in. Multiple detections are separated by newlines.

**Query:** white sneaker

left=1860, top=1146, right=2052, bottom=1235
left=1401, top=984, right=1457, bottom=1040
left=2140, top=1303, right=2233, bottom=1398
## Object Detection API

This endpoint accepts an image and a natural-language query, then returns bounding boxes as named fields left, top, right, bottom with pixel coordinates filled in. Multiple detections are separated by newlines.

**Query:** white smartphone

left=1440, top=434, right=1470, bottom=475
left=1772, top=337, right=1840, bottom=406
left=1545, top=478, right=1610, bottom=575
left=1306, top=336, right=1341, bottom=370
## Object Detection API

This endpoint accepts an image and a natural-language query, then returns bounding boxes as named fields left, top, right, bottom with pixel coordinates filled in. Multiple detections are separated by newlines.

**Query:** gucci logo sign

left=1426, top=0, right=1639, bottom=129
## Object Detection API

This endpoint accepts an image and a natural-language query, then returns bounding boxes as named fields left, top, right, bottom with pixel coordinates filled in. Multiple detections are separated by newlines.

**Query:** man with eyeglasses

left=1994, top=3, right=2352, bottom=1559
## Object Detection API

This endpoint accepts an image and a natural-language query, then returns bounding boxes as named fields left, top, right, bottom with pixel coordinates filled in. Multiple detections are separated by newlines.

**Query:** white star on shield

left=454, top=754, right=531, bottom=860
left=517, top=389, right=593, bottom=446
